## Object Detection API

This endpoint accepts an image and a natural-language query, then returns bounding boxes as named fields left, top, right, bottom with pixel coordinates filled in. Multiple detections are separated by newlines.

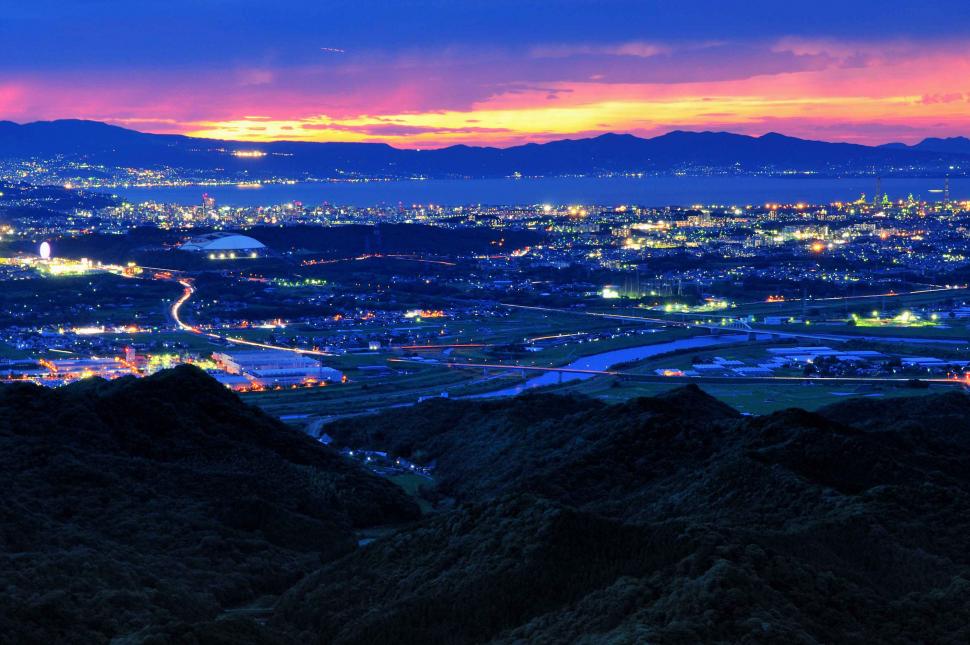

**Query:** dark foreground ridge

left=3, top=370, right=970, bottom=643
left=298, top=385, right=970, bottom=644
left=0, top=365, right=419, bottom=643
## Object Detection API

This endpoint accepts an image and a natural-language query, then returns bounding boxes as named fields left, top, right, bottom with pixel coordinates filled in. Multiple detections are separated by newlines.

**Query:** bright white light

left=39, top=241, right=51, bottom=260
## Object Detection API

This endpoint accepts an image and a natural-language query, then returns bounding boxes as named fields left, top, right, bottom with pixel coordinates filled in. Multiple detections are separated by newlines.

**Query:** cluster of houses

left=1, top=347, right=346, bottom=391
left=658, top=346, right=967, bottom=379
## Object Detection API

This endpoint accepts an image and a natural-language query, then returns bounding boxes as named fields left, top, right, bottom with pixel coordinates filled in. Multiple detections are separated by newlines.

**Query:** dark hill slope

left=276, top=496, right=683, bottom=645
left=0, top=366, right=419, bottom=644
left=322, top=386, right=744, bottom=516
left=818, top=388, right=970, bottom=439
left=910, top=136, right=970, bottom=155
left=280, top=387, right=970, bottom=643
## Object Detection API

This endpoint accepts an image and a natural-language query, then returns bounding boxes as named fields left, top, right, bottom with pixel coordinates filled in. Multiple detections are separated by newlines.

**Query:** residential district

left=2, top=178, right=970, bottom=422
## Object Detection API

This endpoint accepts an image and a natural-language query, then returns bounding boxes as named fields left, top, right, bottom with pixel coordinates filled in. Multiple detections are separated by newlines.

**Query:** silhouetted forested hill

left=6, top=370, right=970, bottom=643
left=0, top=366, right=419, bottom=643
left=322, top=387, right=742, bottom=515
left=286, top=386, right=970, bottom=643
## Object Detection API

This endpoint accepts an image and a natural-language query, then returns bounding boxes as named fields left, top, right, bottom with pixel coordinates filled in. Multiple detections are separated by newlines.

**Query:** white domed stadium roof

left=180, top=232, right=267, bottom=252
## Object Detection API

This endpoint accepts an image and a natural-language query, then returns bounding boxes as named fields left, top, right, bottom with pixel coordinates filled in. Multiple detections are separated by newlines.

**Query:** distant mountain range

left=1, top=119, right=968, bottom=178
left=881, top=135, right=970, bottom=155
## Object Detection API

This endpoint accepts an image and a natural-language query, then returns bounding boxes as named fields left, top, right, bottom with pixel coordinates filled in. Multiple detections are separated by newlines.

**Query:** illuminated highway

left=499, top=302, right=963, bottom=344
left=739, top=285, right=967, bottom=307
left=170, top=280, right=196, bottom=332
left=400, top=343, right=490, bottom=350
left=166, top=275, right=477, bottom=357
left=166, top=277, right=333, bottom=357
left=302, top=253, right=456, bottom=267
left=500, top=303, right=763, bottom=333
left=427, top=359, right=966, bottom=388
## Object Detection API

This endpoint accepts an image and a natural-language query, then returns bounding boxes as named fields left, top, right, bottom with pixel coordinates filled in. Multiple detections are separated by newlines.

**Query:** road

left=499, top=302, right=965, bottom=344
left=745, top=285, right=966, bottom=307
left=434, top=359, right=966, bottom=388
left=166, top=277, right=333, bottom=357
left=302, top=253, right=456, bottom=267
left=169, top=280, right=962, bottom=362
left=170, top=280, right=196, bottom=332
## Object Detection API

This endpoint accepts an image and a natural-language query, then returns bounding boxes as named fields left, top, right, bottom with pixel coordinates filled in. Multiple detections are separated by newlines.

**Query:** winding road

left=167, top=278, right=333, bottom=356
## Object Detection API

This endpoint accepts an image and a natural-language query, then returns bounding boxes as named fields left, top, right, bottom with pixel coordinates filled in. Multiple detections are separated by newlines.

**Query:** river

left=111, top=176, right=964, bottom=207
left=470, top=334, right=750, bottom=398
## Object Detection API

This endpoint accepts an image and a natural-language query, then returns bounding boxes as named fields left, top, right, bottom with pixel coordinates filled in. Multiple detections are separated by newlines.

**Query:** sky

left=2, top=0, right=970, bottom=148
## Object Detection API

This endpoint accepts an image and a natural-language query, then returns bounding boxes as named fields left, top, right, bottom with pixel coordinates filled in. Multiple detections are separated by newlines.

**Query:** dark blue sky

left=5, top=1, right=970, bottom=65
left=3, top=1, right=969, bottom=146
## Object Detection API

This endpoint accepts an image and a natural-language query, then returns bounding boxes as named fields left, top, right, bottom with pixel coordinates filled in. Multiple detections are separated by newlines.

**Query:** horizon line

left=3, top=117, right=964, bottom=151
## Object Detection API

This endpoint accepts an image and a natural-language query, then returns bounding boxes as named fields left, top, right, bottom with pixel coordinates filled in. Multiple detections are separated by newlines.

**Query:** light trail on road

left=166, top=277, right=333, bottom=357
left=301, top=253, right=456, bottom=267
left=748, top=285, right=966, bottom=306
left=426, top=359, right=966, bottom=387
left=391, top=358, right=615, bottom=375
left=399, top=343, right=490, bottom=349
left=170, top=280, right=196, bottom=332
left=499, top=302, right=963, bottom=344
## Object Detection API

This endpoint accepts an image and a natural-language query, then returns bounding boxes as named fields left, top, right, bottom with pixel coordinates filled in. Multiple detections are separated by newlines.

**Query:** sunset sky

left=3, top=0, right=970, bottom=148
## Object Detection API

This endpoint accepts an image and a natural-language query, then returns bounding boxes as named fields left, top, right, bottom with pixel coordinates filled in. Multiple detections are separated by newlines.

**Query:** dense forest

left=4, top=369, right=970, bottom=642
left=300, top=386, right=970, bottom=643
left=0, top=366, right=418, bottom=643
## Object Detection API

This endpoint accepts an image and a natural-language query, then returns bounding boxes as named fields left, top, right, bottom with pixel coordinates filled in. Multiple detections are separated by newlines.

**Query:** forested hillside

left=0, top=366, right=418, bottom=643
left=288, top=385, right=970, bottom=643
left=4, top=369, right=970, bottom=643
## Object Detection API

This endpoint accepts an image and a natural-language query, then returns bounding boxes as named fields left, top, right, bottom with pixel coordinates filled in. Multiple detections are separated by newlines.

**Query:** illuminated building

left=179, top=232, right=267, bottom=257
left=40, top=357, right=133, bottom=382
left=43, top=258, right=102, bottom=276
left=211, top=349, right=343, bottom=387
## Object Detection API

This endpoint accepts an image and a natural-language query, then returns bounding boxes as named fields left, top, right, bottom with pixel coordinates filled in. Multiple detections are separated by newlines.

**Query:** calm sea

left=111, top=175, right=964, bottom=207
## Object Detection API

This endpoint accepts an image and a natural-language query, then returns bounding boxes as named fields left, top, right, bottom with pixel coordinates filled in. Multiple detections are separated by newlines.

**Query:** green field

left=226, top=291, right=967, bottom=421
left=732, top=288, right=970, bottom=318
left=241, top=328, right=699, bottom=418
left=591, top=288, right=970, bottom=335
left=242, top=364, right=473, bottom=417
left=753, top=321, right=970, bottom=340
left=388, top=473, right=435, bottom=513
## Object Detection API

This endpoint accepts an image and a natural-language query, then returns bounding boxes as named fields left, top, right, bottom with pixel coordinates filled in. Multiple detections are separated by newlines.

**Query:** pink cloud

left=918, top=93, right=966, bottom=104
left=4, top=38, right=970, bottom=147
